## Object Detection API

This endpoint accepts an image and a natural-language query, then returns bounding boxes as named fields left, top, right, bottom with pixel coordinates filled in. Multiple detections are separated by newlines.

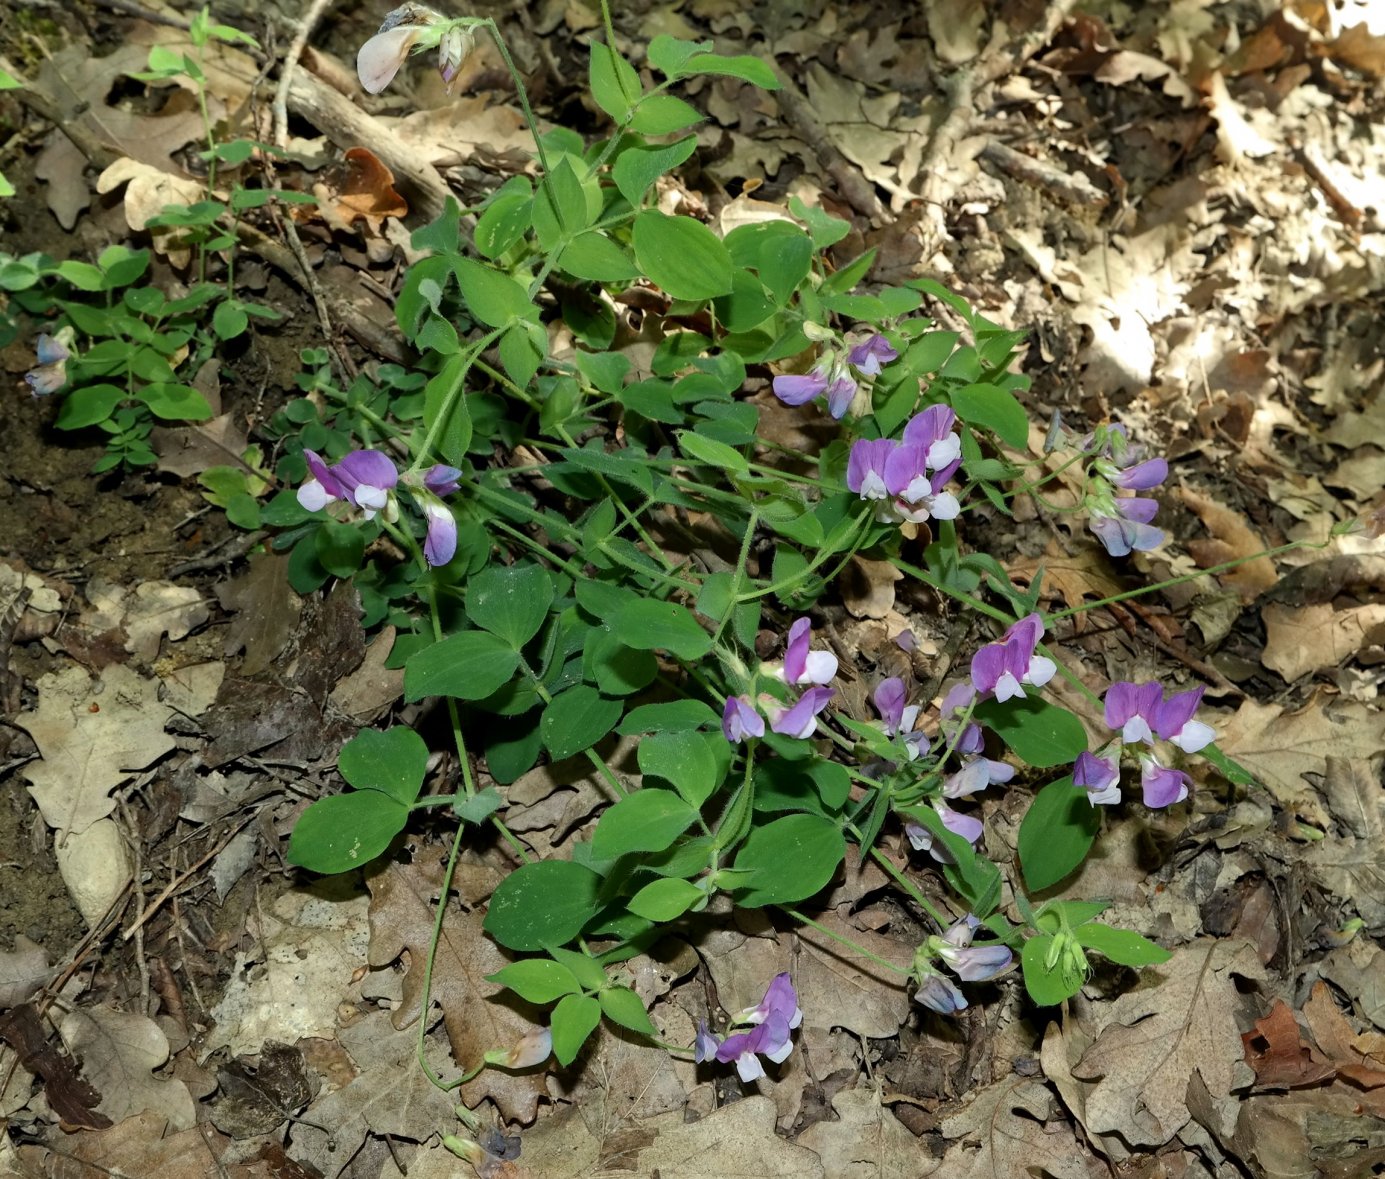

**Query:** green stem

left=867, top=848, right=951, bottom=929
left=780, top=907, right=911, bottom=977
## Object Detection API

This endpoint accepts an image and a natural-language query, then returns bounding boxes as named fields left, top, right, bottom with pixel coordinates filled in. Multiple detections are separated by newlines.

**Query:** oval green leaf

left=484, top=860, right=602, bottom=951
left=972, top=696, right=1088, bottom=769
left=591, top=789, right=698, bottom=860
left=404, top=631, right=520, bottom=701
left=631, top=211, right=733, bottom=302
left=1018, top=776, right=1100, bottom=893
left=338, top=726, right=429, bottom=805
left=732, top=814, right=844, bottom=907
left=286, top=791, right=408, bottom=874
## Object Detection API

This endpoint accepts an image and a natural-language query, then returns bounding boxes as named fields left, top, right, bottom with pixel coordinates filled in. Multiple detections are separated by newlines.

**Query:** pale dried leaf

left=120, top=581, right=210, bottom=661
left=940, top=1075, right=1101, bottom=1178
left=54, top=819, right=132, bottom=927
left=59, top=1005, right=195, bottom=1129
left=205, top=885, right=371, bottom=1058
left=367, top=860, right=548, bottom=1122
left=151, top=413, right=249, bottom=478
left=287, top=1012, right=457, bottom=1179
left=21, top=665, right=176, bottom=838
left=796, top=912, right=912, bottom=1039
left=1072, top=939, right=1264, bottom=1146
left=328, top=625, right=405, bottom=720
left=1178, top=485, right=1279, bottom=599
left=1261, top=601, right=1385, bottom=680
left=796, top=1085, right=937, bottom=1178
left=0, top=937, right=49, bottom=1009
left=33, top=131, right=89, bottom=231
left=1215, top=693, right=1385, bottom=806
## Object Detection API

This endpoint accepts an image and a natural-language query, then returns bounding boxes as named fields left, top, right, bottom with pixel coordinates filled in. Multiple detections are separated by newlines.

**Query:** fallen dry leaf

left=151, top=413, right=250, bottom=478
left=1260, top=601, right=1385, bottom=680
left=796, top=911, right=912, bottom=1039
left=21, top=664, right=176, bottom=838
left=54, top=818, right=131, bottom=926
left=0, top=938, right=48, bottom=1009
left=1072, top=939, right=1264, bottom=1147
left=1178, top=485, right=1278, bottom=599
left=287, top=1011, right=462, bottom=1179
left=1242, top=1000, right=1337, bottom=1089
left=367, top=859, right=548, bottom=1123
left=59, top=1004, right=195, bottom=1129
left=940, top=1075, right=1103, bottom=1179
left=216, top=552, right=302, bottom=677
left=206, top=885, right=371, bottom=1058
left=797, top=1084, right=937, bottom=1177
left=1215, top=692, right=1385, bottom=807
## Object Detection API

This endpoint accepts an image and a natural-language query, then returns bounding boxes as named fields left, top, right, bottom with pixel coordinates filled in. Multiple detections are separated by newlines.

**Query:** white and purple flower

left=357, top=4, right=475, bottom=95
left=697, top=973, right=802, bottom=1083
left=969, top=613, right=1056, bottom=703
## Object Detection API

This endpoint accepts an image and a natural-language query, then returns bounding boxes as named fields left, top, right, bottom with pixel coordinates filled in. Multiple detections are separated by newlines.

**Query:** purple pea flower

left=694, top=1021, right=720, bottom=1064
left=741, top=972, right=803, bottom=1030
left=943, top=755, right=1013, bottom=799
left=716, top=1013, right=793, bottom=1082
left=1090, top=497, right=1164, bottom=557
left=873, top=677, right=921, bottom=739
left=25, top=330, right=73, bottom=397
left=936, top=917, right=1013, bottom=982
left=782, top=618, right=838, bottom=686
left=297, top=449, right=347, bottom=512
left=1139, top=753, right=1189, bottom=808
left=422, top=502, right=458, bottom=566
left=1103, top=681, right=1163, bottom=746
left=969, top=614, right=1056, bottom=702
left=901, top=405, right=962, bottom=472
left=885, top=447, right=962, bottom=524
left=769, top=686, right=834, bottom=739
left=1154, top=686, right=1215, bottom=753
left=333, top=450, right=399, bottom=515
left=722, top=695, right=765, bottom=743
left=905, top=801, right=983, bottom=862
left=1074, top=750, right=1121, bottom=806
left=913, top=969, right=968, bottom=1014
left=1114, top=458, right=1168, bottom=491
left=713, top=973, right=801, bottom=1082
left=771, top=363, right=831, bottom=407
left=847, top=438, right=896, bottom=501
left=846, top=333, right=898, bottom=376
left=424, top=464, right=462, bottom=495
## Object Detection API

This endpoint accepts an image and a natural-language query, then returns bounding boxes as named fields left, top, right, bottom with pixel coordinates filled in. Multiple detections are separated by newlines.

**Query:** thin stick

left=121, top=817, right=252, bottom=942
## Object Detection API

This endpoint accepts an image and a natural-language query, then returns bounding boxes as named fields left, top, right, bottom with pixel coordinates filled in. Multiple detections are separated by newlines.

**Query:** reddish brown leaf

left=1242, top=1000, right=1335, bottom=1089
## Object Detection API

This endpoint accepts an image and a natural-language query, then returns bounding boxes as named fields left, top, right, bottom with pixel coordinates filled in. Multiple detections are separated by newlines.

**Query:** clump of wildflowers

left=911, top=916, right=1012, bottom=1014
left=695, top=973, right=802, bottom=1082
left=1074, top=681, right=1214, bottom=808
left=296, top=449, right=461, bottom=567
left=1075, top=423, right=1169, bottom=557
left=847, top=404, right=964, bottom=526
left=772, top=327, right=898, bottom=420
left=357, top=3, right=476, bottom=95
left=721, top=618, right=836, bottom=743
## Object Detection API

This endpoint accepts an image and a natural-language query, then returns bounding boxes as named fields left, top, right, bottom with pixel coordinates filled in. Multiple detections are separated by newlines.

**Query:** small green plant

left=0, top=8, right=308, bottom=474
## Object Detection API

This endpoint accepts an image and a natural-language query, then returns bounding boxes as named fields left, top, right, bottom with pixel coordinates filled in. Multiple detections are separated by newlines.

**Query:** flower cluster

left=911, top=916, right=1012, bottom=1014
left=1082, top=424, right=1168, bottom=558
left=880, top=680, right=1010, bottom=860
left=695, top=973, right=802, bottom=1082
left=1075, top=681, right=1214, bottom=808
left=846, top=404, right=963, bottom=526
left=297, top=448, right=461, bottom=567
left=25, top=328, right=75, bottom=397
left=357, top=3, right=476, bottom=95
left=772, top=330, right=898, bottom=420
left=722, top=618, right=836, bottom=742
left=969, top=613, right=1055, bottom=703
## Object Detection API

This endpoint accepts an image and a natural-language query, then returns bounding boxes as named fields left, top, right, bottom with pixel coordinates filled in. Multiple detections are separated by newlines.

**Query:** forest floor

left=2, top=0, right=1385, bottom=1176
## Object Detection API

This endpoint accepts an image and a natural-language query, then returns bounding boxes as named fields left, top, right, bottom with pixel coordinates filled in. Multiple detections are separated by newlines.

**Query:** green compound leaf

left=950, top=382, right=1030, bottom=452
left=628, top=877, right=704, bottom=921
left=404, top=630, right=520, bottom=702
left=612, top=136, right=698, bottom=207
left=484, top=860, right=602, bottom=951
left=631, top=211, right=733, bottom=302
left=637, top=730, right=723, bottom=807
left=1074, top=923, right=1171, bottom=967
left=972, top=696, right=1088, bottom=769
left=452, top=257, right=537, bottom=328
left=591, top=789, right=698, bottom=860
left=630, top=94, right=704, bottom=135
left=55, top=384, right=126, bottom=430
left=550, top=993, right=601, bottom=1067
left=541, top=684, right=623, bottom=761
left=558, top=232, right=640, bottom=282
left=588, top=40, right=642, bottom=124
left=467, top=563, right=554, bottom=649
left=1018, top=776, right=1100, bottom=893
left=599, top=985, right=658, bottom=1037
left=286, top=791, right=408, bottom=874
left=610, top=598, right=713, bottom=661
left=732, top=814, right=845, bottom=907
left=547, top=946, right=609, bottom=992
left=676, top=428, right=749, bottom=474
left=485, top=959, right=582, bottom=1004
left=137, top=383, right=213, bottom=421
left=337, top=726, right=428, bottom=806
